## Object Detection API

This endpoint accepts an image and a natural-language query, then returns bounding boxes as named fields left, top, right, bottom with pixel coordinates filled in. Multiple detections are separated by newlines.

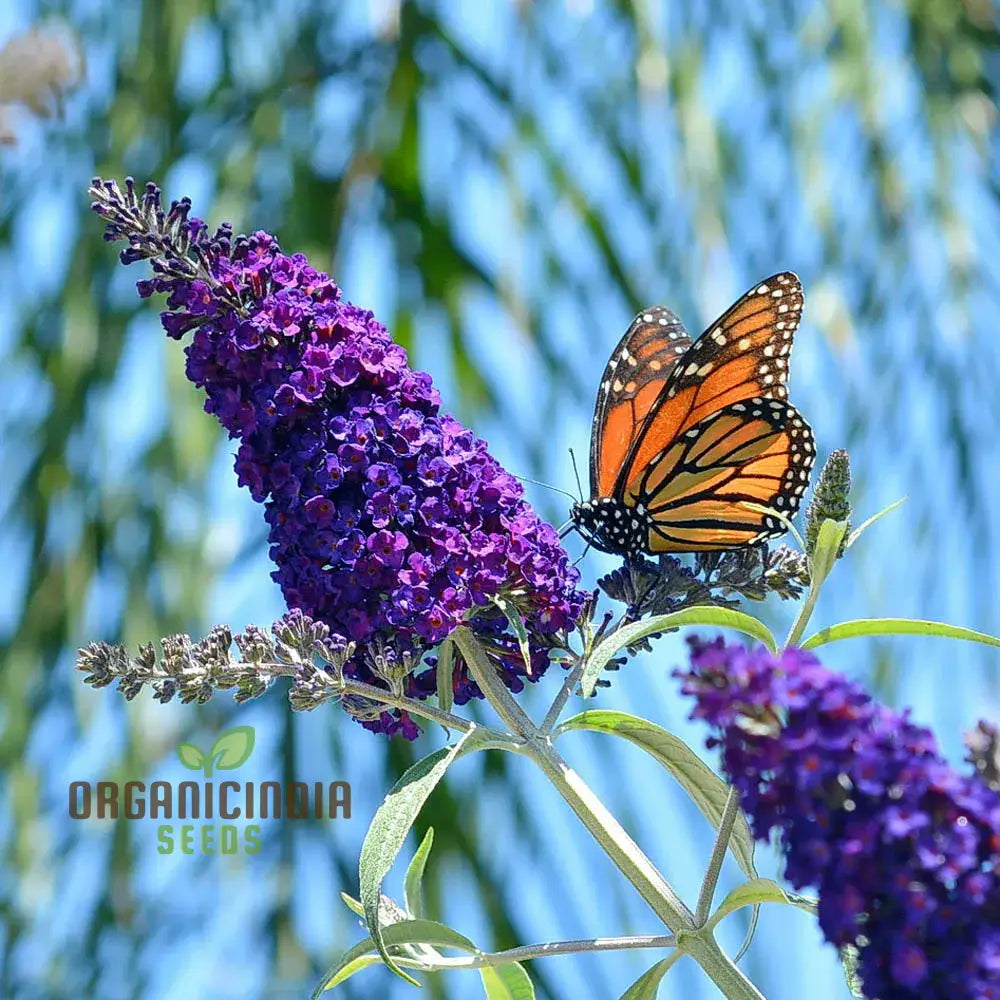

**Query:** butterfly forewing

left=617, top=272, right=804, bottom=499
left=589, top=305, right=692, bottom=497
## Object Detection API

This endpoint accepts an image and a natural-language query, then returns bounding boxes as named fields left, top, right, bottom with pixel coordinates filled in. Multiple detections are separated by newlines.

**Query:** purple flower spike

left=92, top=177, right=586, bottom=736
left=678, top=638, right=1000, bottom=1000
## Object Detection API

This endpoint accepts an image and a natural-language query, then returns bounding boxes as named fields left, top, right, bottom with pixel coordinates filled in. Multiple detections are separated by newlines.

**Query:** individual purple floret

left=90, top=177, right=585, bottom=737
left=677, top=638, right=1000, bottom=1000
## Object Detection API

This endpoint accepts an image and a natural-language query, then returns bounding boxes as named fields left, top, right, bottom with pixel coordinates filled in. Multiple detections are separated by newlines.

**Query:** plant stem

left=540, top=655, right=586, bottom=733
left=452, top=626, right=540, bottom=735
left=784, top=583, right=822, bottom=649
left=338, top=677, right=497, bottom=738
left=695, top=787, right=741, bottom=926
left=518, top=739, right=764, bottom=1000
left=413, top=933, right=678, bottom=971
left=457, top=626, right=765, bottom=1000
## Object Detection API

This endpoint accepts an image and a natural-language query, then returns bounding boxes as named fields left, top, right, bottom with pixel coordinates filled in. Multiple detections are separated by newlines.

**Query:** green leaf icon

left=207, top=725, right=256, bottom=775
left=177, top=742, right=206, bottom=771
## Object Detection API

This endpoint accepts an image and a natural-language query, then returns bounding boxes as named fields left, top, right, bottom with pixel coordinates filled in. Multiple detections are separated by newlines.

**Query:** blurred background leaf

left=1, top=2, right=998, bottom=998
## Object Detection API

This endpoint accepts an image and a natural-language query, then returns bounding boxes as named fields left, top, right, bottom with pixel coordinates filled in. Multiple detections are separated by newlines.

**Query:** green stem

left=458, top=625, right=765, bottom=1000
left=695, top=787, right=740, bottom=926
left=784, top=582, right=823, bottom=649
left=540, top=654, right=586, bottom=734
left=408, top=933, right=678, bottom=971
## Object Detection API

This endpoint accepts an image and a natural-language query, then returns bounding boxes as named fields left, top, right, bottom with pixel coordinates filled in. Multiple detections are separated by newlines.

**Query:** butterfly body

left=572, top=273, right=815, bottom=557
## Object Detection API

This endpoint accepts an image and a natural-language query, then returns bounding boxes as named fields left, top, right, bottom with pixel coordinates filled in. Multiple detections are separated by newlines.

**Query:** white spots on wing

left=738, top=337, right=752, bottom=350
left=711, top=328, right=726, bottom=345
left=772, top=289, right=784, bottom=298
left=759, top=364, right=769, bottom=375
left=684, top=363, right=699, bottom=376
left=763, top=374, right=774, bottom=385
left=675, top=345, right=686, bottom=354
left=658, top=317, right=669, bottom=326
left=649, top=360, right=662, bottom=371
left=642, top=313, right=653, bottom=323
left=756, top=284, right=770, bottom=294
left=685, top=428, right=699, bottom=438
left=778, top=303, right=789, bottom=314
left=613, top=379, right=624, bottom=391
left=697, top=362, right=714, bottom=376
left=763, top=345, right=775, bottom=358
left=732, top=403, right=746, bottom=412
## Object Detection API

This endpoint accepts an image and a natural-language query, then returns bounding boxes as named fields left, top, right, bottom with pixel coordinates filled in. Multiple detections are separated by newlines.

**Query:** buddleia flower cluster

left=678, top=638, right=1000, bottom=1000
left=90, top=177, right=585, bottom=737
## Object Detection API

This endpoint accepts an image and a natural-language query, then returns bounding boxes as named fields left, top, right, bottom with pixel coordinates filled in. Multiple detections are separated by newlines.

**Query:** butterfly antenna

left=569, top=448, right=584, bottom=501
left=513, top=475, right=579, bottom=503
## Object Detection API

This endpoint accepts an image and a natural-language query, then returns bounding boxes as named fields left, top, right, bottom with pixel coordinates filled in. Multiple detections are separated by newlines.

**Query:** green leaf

left=808, top=518, right=849, bottom=587
left=557, top=710, right=755, bottom=879
left=340, top=892, right=365, bottom=919
left=315, top=954, right=383, bottom=992
left=845, top=497, right=906, bottom=549
left=618, top=955, right=681, bottom=1000
left=176, top=742, right=205, bottom=771
left=312, top=918, right=481, bottom=996
left=404, top=827, right=435, bottom=919
left=580, top=607, right=777, bottom=697
left=492, top=595, right=533, bottom=675
left=360, top=728, right=487, bottom=985
left=209, top=725, right=256, bottom=770
left=436, top=637, right=454, bottom=714
left=479, top=962, right=535, bottom=1000
left=802, top=618, right=1000, bottom=651
left=706, top=878, right=817, bottom=933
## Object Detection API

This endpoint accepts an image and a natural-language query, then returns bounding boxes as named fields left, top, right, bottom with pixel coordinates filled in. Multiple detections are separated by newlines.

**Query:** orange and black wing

left=589, top=306, right=692, bottom=498
left=615, top=272, right=804, bottom=500
left=628, top=398, right=815, bottom=552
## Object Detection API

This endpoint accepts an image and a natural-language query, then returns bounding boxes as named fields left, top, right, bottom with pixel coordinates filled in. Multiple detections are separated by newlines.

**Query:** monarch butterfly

left=570, top=272, right=815, bottom=557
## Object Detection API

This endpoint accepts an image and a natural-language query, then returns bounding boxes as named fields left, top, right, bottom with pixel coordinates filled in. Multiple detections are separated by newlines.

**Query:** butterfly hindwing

left=628, top=398, right=815, bottom=553
left=590, top=306, right=692, bottom=497
left=617, top=272, right=804, bottom=498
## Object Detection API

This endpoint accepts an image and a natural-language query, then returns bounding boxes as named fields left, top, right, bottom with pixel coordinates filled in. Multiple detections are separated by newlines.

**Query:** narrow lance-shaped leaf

left=844, top=497, right=906, bottom=550
left=580, top=607, right=777, bottom=698
left=802, top=618, right=1000, bottom=651
left=808, top=518, right=850, bottom=589
left=480, top=962, right=536, bottom=1000
left=312, top=918, right=481, bottom=996
left=557, top=710, right=756, bottom=878
left=404, top=827, right=435, bottom=919
left=436, top=637, right=454, bottom=714
left=618, top=954, right=681, bottom=1000
left=360, top=728, right=486, bottom=985
left=706, top=878, right=817, bottom=934
left=492, top=595, right=533, bottom=675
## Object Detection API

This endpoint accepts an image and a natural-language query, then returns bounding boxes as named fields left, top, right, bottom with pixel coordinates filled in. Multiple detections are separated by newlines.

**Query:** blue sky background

left=2, top=1, right=999, bottom=998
